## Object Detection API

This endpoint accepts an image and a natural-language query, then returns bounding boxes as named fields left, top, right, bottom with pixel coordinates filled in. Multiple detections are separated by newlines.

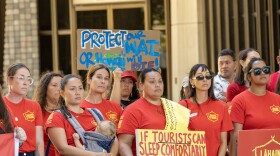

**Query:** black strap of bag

left=58, top=108, right=105, bottom=148
left=45, top=139, right=51, bottom=156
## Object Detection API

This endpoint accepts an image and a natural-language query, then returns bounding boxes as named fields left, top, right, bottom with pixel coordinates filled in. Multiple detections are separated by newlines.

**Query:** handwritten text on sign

left=135, top=129, right=207, bottom=156
left=77, top=29, right=161, bottom=71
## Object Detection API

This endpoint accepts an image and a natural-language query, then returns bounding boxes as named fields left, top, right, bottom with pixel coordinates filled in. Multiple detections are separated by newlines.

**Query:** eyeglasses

left=192, top=75, right=213, bottom=81
left=249, top=66, right=270, bottom=76
left=9, top=76, right=34, bottom=85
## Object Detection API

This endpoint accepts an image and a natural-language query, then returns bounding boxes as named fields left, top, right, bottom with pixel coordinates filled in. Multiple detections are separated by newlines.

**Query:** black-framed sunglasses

left=249, top=66, right=270, bottom=76
left=192, top=75, right=213, bottom=81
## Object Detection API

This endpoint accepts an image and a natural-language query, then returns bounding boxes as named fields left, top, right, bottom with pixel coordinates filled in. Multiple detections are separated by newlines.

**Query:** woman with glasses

left=0, top=86, right=27, bottom=149
left=226, top=49, right=260, bottom=105
left=80, top=63, right=122, bottom=127
left=4, top=63, right=44, bottom=156
left=229, top=58, right=280, bottom=156
left=179, top=64, right=233, bottom=156
left=33, top=72, right=63, bottom=155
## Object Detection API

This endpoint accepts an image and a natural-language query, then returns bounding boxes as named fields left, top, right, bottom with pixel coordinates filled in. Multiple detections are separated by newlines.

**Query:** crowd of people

left=1, top=48, right=280, bottom=156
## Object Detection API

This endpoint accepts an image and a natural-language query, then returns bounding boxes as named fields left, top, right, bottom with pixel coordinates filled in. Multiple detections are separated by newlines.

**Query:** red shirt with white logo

left=179, top=98, right=233, bottom=156
left=230, top=90, right=280, bottom=130
left=3, top=97, right=43, bottom=153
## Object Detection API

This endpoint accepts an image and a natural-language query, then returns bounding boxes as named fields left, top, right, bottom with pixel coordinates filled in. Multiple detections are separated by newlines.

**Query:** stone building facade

left=3, top=0, right=39, bottom=97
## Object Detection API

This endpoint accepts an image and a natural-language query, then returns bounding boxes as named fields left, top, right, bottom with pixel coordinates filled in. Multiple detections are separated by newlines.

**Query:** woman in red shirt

left=229, top=58, right=280, bottom=156
left=80, top=64, right=122, bottom=126
left=33, top=72, right=63, bottom=155
left=226, top=48, right=260, bottom=105
left=4, top=63, right=44, bottom=156
left=45, top=74, right=115, bottom=156
left=179, top=64, right=233, bottom=156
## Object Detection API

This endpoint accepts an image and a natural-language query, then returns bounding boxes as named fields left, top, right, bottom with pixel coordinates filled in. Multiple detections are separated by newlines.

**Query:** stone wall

left=3, top=0, right=39, bottom=98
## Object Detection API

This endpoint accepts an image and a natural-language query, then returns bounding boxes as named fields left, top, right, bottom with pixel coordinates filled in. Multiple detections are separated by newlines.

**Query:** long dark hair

left=130, top=84, right=140, bottom=100
left=0, top=87, right=13, bottom=133
left=33, top=72, right=63, bottom=114
left=58, top=74, right=83, bottom=118
left=244, top=57, right=266, bottom=86
left=234, top=48, right=259, bottom=86
left=188, top=64, right=216, bottom=104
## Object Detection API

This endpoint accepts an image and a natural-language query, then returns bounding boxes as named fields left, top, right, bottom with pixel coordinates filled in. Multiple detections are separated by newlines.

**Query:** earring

left=191, top=84, right=195, bottom=88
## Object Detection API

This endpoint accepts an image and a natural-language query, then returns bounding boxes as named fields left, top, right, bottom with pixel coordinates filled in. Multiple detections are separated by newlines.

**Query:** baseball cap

left=182, top=76, right=189, bottom=88
left=121, top=71, right=137, bottom=83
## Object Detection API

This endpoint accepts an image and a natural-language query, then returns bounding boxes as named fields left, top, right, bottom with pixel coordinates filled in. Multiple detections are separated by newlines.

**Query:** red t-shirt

left=230, top=90, right=280, bottom=130
left=268, top=72, right=280, bottom=92
left=45, top=108, right=98, bottom=156
left=43, top=111, right=56, bottom=155
left=3, top=97, right=43, bottom=153
left=117, top=97, right=166, bottom=156
left=179, top=98, right=233, bottom=156
left=226, top=82, right=247, bottom=102
left=80, top=99, right=122, bottom=126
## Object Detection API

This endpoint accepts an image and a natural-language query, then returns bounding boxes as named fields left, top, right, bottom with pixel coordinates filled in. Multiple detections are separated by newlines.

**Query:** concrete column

left=171, top=0, right=206, bottom=101
left=3, top=0, right=39, bottom=98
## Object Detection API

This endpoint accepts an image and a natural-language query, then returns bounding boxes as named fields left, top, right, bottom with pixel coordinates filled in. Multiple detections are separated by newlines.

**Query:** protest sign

left=135, top=129, right=206, bottom=156
left=238, top=129, right=280, bottom=156
left=77, top=29, right=161, bottom=71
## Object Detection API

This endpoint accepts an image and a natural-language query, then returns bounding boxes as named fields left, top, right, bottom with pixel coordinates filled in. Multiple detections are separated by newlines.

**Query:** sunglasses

left=249, top=66, right=270, bottom=76
left=192, top=75, right=213, bottom=81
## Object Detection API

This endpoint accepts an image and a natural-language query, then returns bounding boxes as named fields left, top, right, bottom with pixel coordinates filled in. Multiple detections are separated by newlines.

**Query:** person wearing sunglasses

left=226, top=48, right=260, bottom=106
left=179, top=64, right=233, bottom=156
left=4, top=63, right=44, bottom=156
left=229, top=58, right=280, bottom=156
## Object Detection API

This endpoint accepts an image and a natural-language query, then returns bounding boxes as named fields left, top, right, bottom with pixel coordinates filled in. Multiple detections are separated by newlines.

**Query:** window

left=204, top=0, right=280, bottom=72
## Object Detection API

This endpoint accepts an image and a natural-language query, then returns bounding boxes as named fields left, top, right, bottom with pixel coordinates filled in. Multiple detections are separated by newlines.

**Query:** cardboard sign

left=135, top=129, right=207, bottom=156
left=238, top=129, right=280, bottom=156
left=77, top=29, right=161, bottom=71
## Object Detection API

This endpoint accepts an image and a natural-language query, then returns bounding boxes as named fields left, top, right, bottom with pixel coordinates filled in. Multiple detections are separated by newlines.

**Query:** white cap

left=182, top=76, right=189, bottom=88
